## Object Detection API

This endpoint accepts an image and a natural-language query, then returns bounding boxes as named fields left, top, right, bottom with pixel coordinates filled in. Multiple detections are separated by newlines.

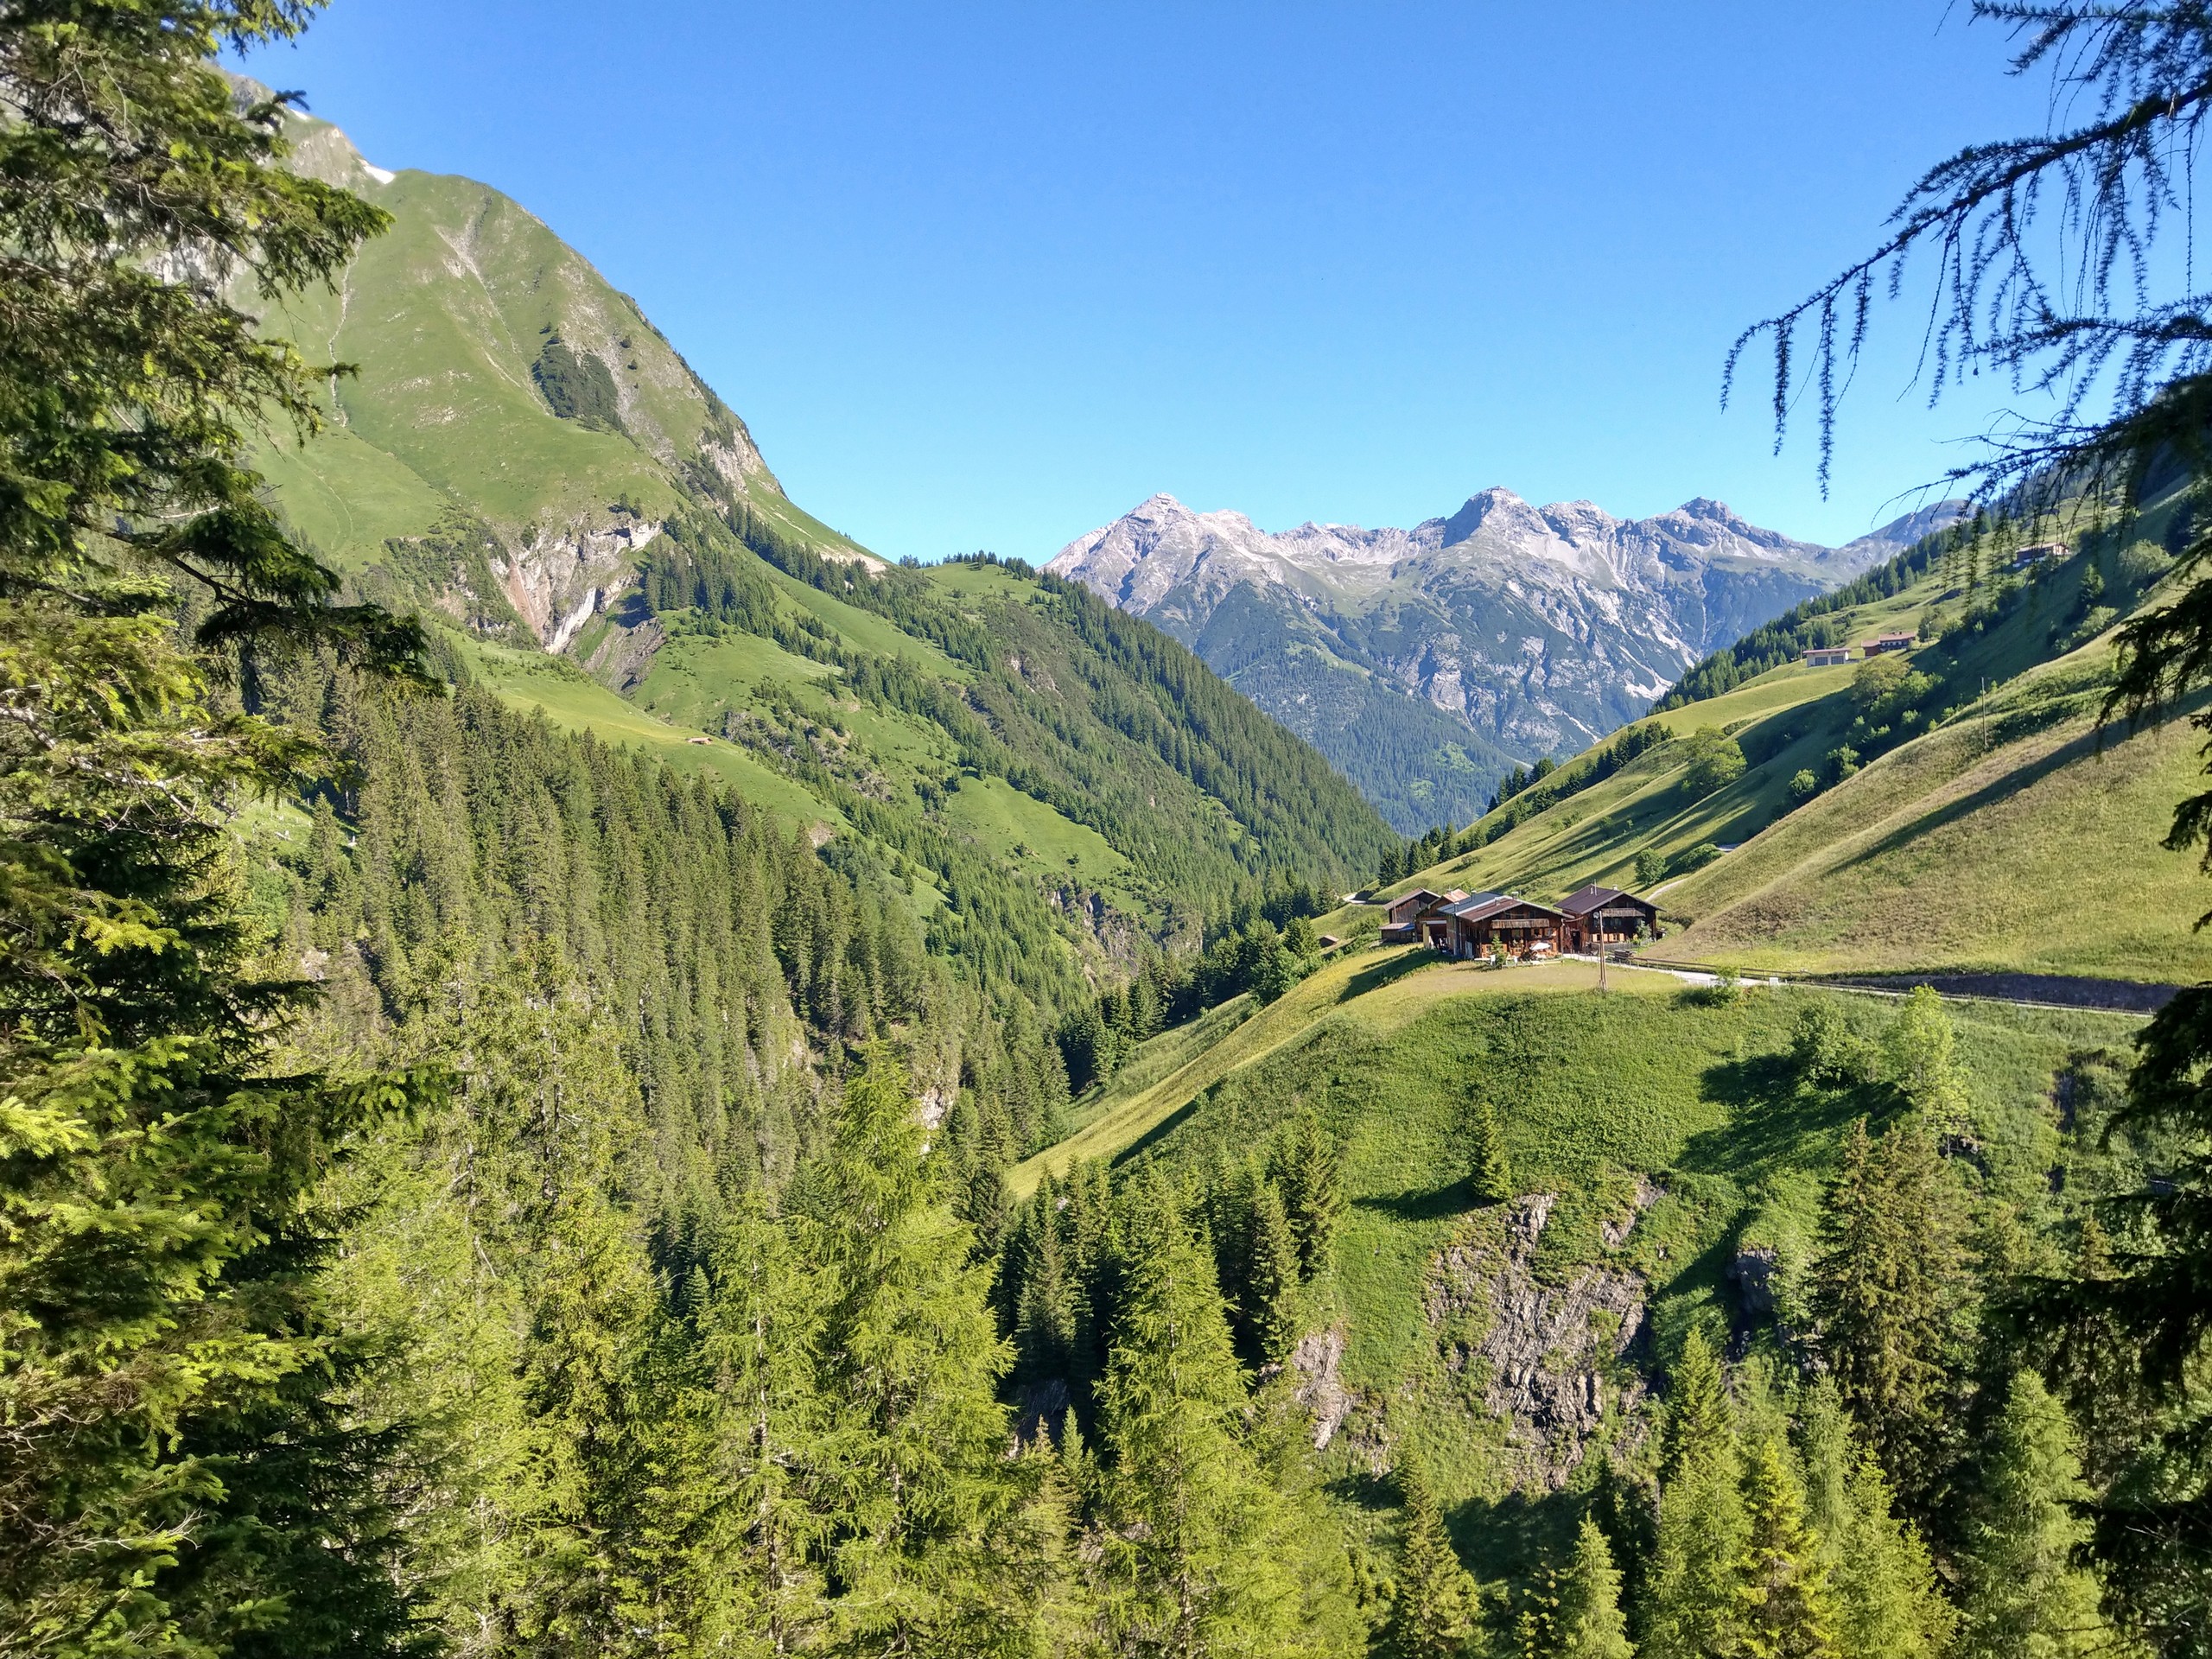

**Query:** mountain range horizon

left=1046, top=486, right=1962, bottom=830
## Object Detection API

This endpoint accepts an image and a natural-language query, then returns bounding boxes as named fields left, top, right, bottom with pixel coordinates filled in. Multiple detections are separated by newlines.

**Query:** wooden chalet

left=1424, top=891, right=1568, bottom=960
left=2009, top=540, right=2068, bottom=570
left=1557, top=886, right=1662, bottom=952
left=1860, top=632, right=1915, bottom=655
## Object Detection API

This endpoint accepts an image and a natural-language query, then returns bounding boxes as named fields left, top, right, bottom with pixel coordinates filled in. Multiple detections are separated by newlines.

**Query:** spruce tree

left=1015, top=1209, right=1080, bottom=1382
left=815, top=1051, right=1020, bottom=1654
left=1590, top=1454, right=1658, bottom=1642
left=1957, top=1373, right=2116, bottom=1659
left=1248, top=1179, right=1305, bottom=1363
left=1808, top=1116, right=1969, bottom=1510
left=1097, top=1200, right=1313, bottom=1656
left=698, top=1198, right=832, bottom=1655
left=0, top=6, right=441, bottom=1645
left=1799, top=1387, right=1953, bottom=1659
left=1278, top=1112, right=1347, bottom=1279
left=1736, top=1437, right=1839, bottom=1658
left=1468, top=1096, right=1515, bottom=1205
left=1532, top=1516, right=1635, bottom=1659
left=1391, top=1459, right=1488, bottom=1659
left=1644, top=1329, right=1746, bottom=1659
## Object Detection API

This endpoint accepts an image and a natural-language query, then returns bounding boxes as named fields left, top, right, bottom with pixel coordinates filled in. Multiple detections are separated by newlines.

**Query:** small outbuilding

left=2009, top=541, right=2069, bottom=570
left=1802, top=645, right=1853, bottom=668
left=1381, top=888, right=1446, bottom=944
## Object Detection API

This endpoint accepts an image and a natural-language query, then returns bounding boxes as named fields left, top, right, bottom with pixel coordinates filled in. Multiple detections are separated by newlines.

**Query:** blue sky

left=245, top=2, right=2067, bottom=559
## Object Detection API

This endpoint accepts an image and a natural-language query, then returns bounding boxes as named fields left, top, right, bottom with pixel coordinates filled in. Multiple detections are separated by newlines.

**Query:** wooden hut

left=1557, top=886, right=1662, bottom=953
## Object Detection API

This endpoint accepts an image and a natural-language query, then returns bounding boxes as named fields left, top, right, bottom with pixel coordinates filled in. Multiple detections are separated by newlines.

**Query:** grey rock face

left=1425, top=1191, right=1655, bottom=1491
left=1048, top=491, right=1961, bottom=832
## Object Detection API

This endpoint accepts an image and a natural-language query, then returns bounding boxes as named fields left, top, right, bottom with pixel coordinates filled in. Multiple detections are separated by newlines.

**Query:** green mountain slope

left=1360, top=494, right=2212, bottom=984
left=236, top=90, right=1394, bottom=973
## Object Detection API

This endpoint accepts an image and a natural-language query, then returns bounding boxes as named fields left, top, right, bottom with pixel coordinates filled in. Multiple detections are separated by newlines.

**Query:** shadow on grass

left=1106, top=1096, right=1203, bottom=1172
left=1451, top=1487, right=1584, bottom=1588
left=1675, top=1052, right=1869, bottom=1181
left=1338, top=949, right=1440, bottom=1004
left=1353, top=1179, right=1472, bottom=1225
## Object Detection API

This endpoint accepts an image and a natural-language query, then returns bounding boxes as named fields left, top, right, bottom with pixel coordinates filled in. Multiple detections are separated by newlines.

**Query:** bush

left=1635, top=847, right=1669, bottom=888
left=1821, top=746, right=1860, bottom=788
left=1675, top=842, right=1723, bottom=876
left=1250, top=938, right=1301, bottom=1005
left=1681, top=728, right=1748, bottom=798
left=1788, top=769, right=1819, bottom=804
left=2059, top=605, right=2118, bottom=653
left=2114, top=541, right=2176, bottom=591
left=1790, top=1000, right=1873, bottom=1085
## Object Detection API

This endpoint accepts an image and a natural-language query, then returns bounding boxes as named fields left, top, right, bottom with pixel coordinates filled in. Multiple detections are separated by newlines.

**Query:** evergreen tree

left=1522, top=1517, right=1634, bottom=1659
left=814, top=1051, right=1021, bottom=1654
left=0, top=5, right=439, bottom=1649
left=1277, top=1112, right=1346, bottom=1279
left=698, top=1198, right=833, bottom=1655
left=1247, top=1179, right=1305, bottom=1363
left=1015, top=1208, right=1081, bottom=1383
left=1392, top=1459, right=1488, bottom=1659
left=1644, top=1330, right=1746, bottom=1659
left=1097, top=1199, right=1314, bottom=1656
left=1799, top=1387, right=1952, bottom=1659
left=1736, top=1437, right=1839, bottom=1658
left=1468, top=1096, right=1515, bottom=1205
left=1808, top=1116, right=1970, bottom=1510
left=1590, top=1455, right=1658, bottom=1642
left=1957, top=1373, right=2116, bottom=1659
left=2020, top=982, right=2212, bottom=1643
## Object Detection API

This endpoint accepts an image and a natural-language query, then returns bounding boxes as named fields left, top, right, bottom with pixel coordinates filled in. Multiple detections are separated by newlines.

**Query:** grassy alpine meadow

left=1351, top=499, right=2212, bottom=986
left=458, top=632, right=848, bottom=830
left=1053, top=952, right=2145, bottom=1582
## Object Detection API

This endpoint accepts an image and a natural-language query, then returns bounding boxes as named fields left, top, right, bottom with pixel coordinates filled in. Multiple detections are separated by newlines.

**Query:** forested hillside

left=234, top=83, right=1393, bottom=972
left=14, top=8, right=2212, bottom=1659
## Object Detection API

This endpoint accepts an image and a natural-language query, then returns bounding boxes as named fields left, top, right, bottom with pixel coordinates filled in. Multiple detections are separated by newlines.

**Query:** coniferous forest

left=12, top=4, right=2212, bottom=1658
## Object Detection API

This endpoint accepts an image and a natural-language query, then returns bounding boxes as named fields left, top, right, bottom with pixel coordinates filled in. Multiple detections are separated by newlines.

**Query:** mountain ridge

left=228, top=79, right=1397, bottom=989
left=1048, top=489, right=1963, bottom=830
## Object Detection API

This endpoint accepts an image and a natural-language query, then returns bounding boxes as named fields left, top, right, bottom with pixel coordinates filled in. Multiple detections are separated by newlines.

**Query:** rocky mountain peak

left=1046, top=486, right=1964, bottom=831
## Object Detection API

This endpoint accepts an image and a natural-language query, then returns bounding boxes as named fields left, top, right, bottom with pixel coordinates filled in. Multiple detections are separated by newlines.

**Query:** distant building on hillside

left=1802, top=645, right=1853, bottom=667
left=2009, top=541, right=2068, bottom=570
left=1860, top=632, right=1915, bottom=654
left=1557, top=887, right=1662, bottom=953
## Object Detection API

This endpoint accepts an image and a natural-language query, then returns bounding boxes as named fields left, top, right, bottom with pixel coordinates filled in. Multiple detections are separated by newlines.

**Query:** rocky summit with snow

left=1046, top=489, right=1960, bottom=832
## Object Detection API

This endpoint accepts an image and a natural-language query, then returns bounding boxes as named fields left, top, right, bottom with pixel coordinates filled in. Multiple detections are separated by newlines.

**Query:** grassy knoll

left=1014, top=950, right=1670, bottom=1197
left=1092, top=966, right=2140, bottom=1577
left=1662, top=674, right=2212, bottom=980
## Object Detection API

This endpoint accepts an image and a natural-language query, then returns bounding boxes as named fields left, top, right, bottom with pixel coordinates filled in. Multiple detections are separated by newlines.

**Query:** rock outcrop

left=1424, top=1191, right=1655, bottom=1491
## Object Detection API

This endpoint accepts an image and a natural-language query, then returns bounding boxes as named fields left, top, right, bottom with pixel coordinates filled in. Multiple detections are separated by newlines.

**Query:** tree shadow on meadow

left=1676, top=1051, right=1878, bottom=1181
left=1353, top=1178, right=1473, bottom=1225
left=1337, top=948, right=1440, bottom=1004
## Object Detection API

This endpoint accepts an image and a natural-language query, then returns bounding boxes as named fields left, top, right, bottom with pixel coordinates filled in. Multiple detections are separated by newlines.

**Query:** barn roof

left=1444, top=892, right=1566, bottom=923
left=1558, top=885, right=1655, bottom=917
